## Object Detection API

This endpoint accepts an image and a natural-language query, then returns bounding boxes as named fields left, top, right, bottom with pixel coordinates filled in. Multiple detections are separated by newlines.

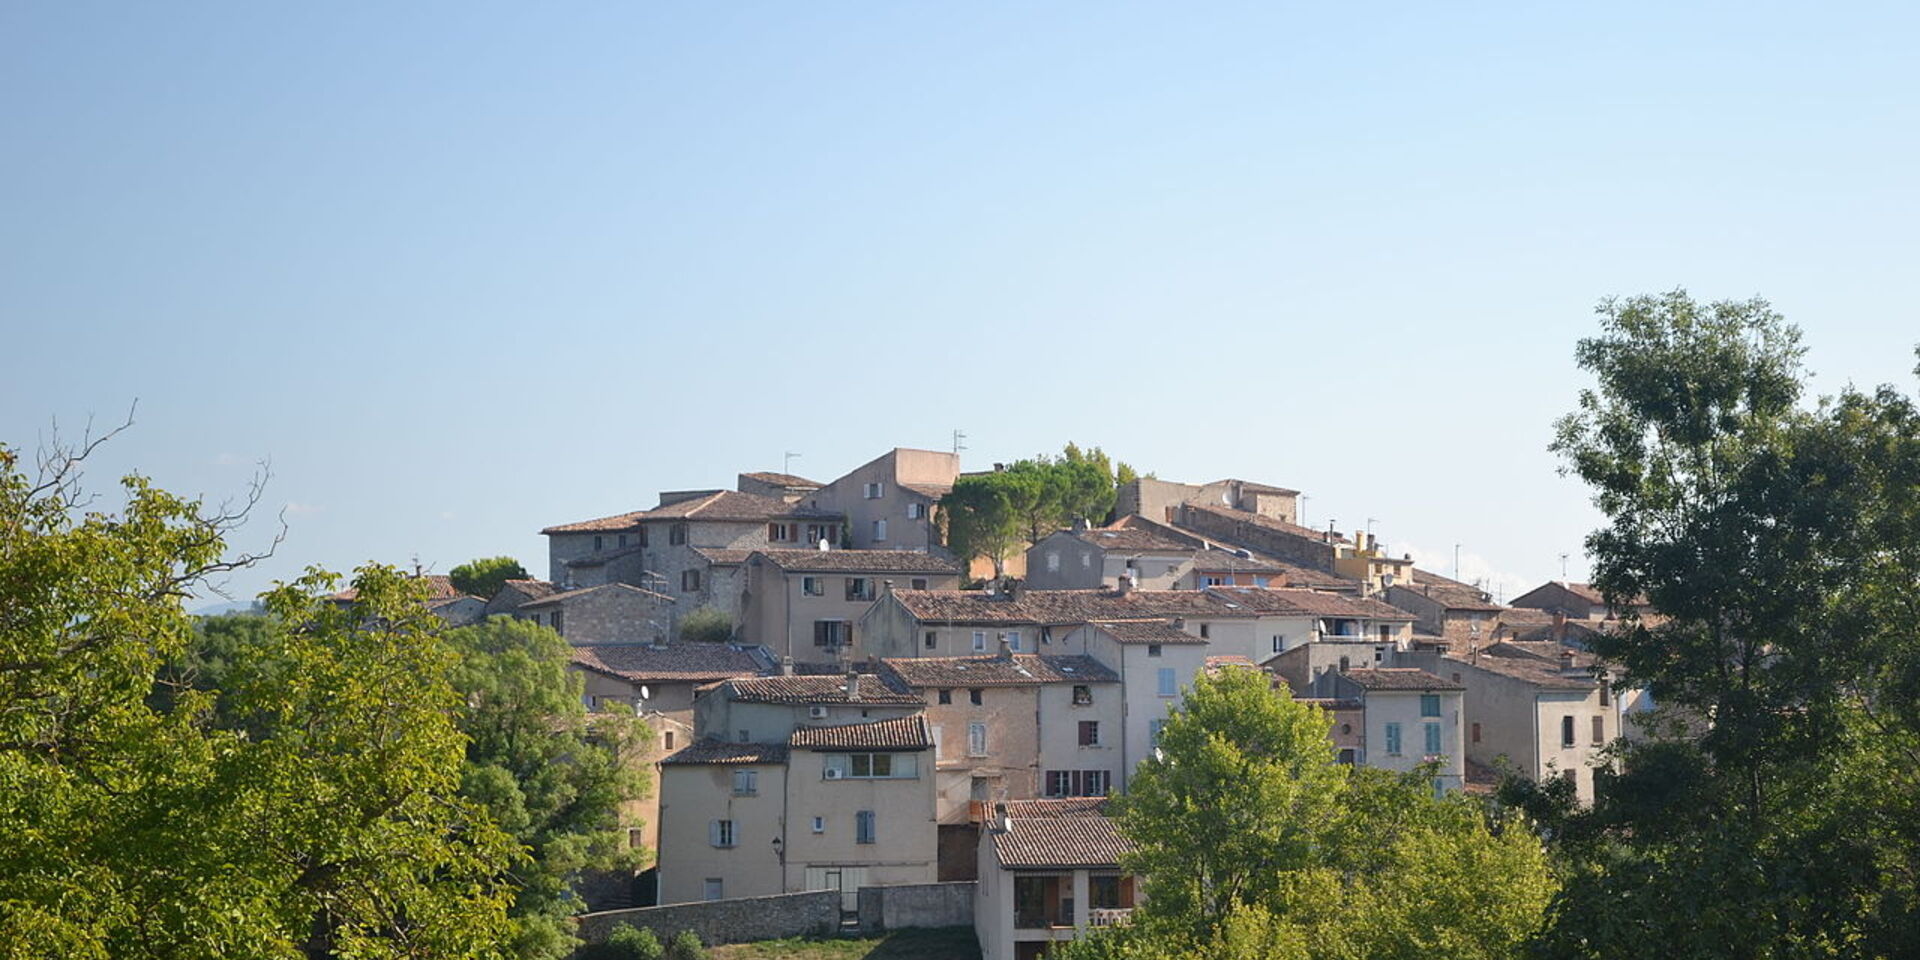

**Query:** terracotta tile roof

left=788, top=716, right=931, bottom=751
left=991, top=816, right=1134, bottom=869
left=1182, top=503, right=1348, bottom=544
left=1073, top=526, right=1198, bottom=553
left=740, top=471, right=821, bottom=488
left=1404, top=571, right=1503, bottom=611
left=1189, top=549, right=1291, bottom=574
left=880, top=654, right=1119, bottom=688
left=1202, top=587, right=1416, bottom=620
left=1215, top=479, right=1300, bottom=496
left=720, top=674, right=922, bottom=705
left=1340, top=668, right=1463, bottom=692
left=643, top=490, right=841, bottom=522
left=692, top=547, right=753, bottom=566
left=1486, top=641, right=1601, bottom=668
left=1296, top=697, right=1364, bottom=711
left=661, top=740, right=789, bottom=766
left=888, top=588, right=1253, bottom=626
left=1088, top=619, right=1208, bottom=644
left=501, top=579, right=557, bottom=600
left=1206, top=655, right=1259, bottom=673
left=753, top=549, right=961, bottom=574
left=1003, top=797, right=1109, bottom=818
left=1446, top=653, right=1600, bottom=690
left=519, top=582, right=677, bottom=609
left=542, top=511, right=650, bottom=535
left=570, top=643, right=769, bottom=683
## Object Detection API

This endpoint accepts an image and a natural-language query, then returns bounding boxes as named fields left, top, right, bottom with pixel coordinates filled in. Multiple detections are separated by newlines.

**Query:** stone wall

left=857, top=881, right=976, bottom=933
left=1174, top=503, right=1337, bottom=572
left=574, top=890, right=839, bottom=948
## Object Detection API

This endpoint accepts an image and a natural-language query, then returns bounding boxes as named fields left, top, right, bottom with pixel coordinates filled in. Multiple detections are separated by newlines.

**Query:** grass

left=711, top=926, right=980, bottom=960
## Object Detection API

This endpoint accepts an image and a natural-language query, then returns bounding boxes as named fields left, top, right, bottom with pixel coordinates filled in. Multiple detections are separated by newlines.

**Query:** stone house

left=974, top=799, right=1138, bottom=960
left=1266, top=638, right=1406, bottom=693
left=802, top=448, right=958, bottom=552
left=484, top=578, right=555, bottom=618
left=1116, top=476, right=1300, bottom=526
left=1383, top=570, right=1504, bottom=651
left=1196, top=586, right=1418, bottom=664
left=691, top=672, right=926, bottom=747
left=735, top=471, right=822, bottom=501
left=1508, top=580, right=1651, bottom=620
left=514, top=582, right=677, bottom=646
left=1023, top=523, right=1203, bottom=591
left=741, top=549, right=964, bottom=665
left=1310, top=668, right=1467, bottom=793
left=857, top=584, right=1266, bottom=662
left=656, top=715, right=938, bottom=908
left=1171, top=502, right=1345, bottom=574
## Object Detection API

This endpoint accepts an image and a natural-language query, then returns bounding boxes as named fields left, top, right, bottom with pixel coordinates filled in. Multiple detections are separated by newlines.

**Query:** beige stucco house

left=1311, top=668, right=1467, bottom=793
left=741, top=548, right=963, bottom=664
left=974, top=799, right=1139, bottom=960
left=802, top=448, right=957, bottom=552
left=1408, top=645, right=1621, bottom=804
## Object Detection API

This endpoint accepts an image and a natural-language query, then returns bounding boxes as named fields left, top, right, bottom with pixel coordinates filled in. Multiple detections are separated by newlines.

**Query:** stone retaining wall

left=857, top=881, right=976, bottom=933
left=575, top=890, right=839, bottom=948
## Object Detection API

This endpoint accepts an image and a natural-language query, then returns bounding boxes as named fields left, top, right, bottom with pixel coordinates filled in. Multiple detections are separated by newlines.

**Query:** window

left=1157, top=668, right=1177, bottom=697
left=1379, top=625, right=1392, bottom=642
left=813, top=620, right=849, bottom=648
left=1561, top=716, right=1576, bottom=748
left=968, top=722, right=988, bottom=756
left=593, top=535, right=603, bottom=551
left=1254, top=576, right=1269, bottom=587
left=1090, top=875, right=1123, bottom=910
left=1338, top=655, right=1351, bottom=672
left=709, top=820, right=736, bottom=848
left=1272, top=635, right=1284, bottom=653
left=1202, top=575, right=1226, bottom=587
left=669, top=524, right=688, bottom=545
left=972, top=631, right=987, bottom=652
left=906, top=502, right=925, bottom=519
left=969, top=688, right=983, bottom=706
left=733, top=769, right=758, bottom=796
left=737, top=729, right=749, bottom=743
left=924, top=629, right=937, bottom=648
left=1046, top=551, right=1061, bottom=572
left=864, top=482, right=884, bottom=499
left=1006, top=630, right=1022, bottom=652
left=617, top=534, right=628, bottom=548
left=825, top=753, right=919, bottom=779
left=1080, top=551, right=1092, bottom=568
left=856, top=810, right=876, bottom=844
left=1471, top=722, right=1481, bottom=744
left=1420, top=694, right=1441, bottom=718
left=637, top=527, right=648, bottom=547
left=1149, top=719, right=1168, bottom=746
left=805, top=523, right=834, bottom=544
left=802, top=576, right=824, bottom=596
left=1599, top=683, right=1611, bottom=707
left=1591, top=715, right=1605, bottom=745
left=1045, top=770, right=1111, bottom=797
left=1147, top=644, right=1163, bottom=658
left=1384, top=723, right=1404, bottom=756
left=872, top=519, right=887, bottom=542
left=1072, top=684, right=1092, bottom=705
left=551, top=609, right=564, bottom=636
left=1078, top=721, right=1101, bottom=746
left=769, top=522, right=795, bottom=542
left=704, top=878, right=724, bottom=901
left=682, top=569, right=701, bottom=591
left=911, top=578, right=928, bottom=590
left=1198, top=623, right=1210, bottom=639
left=1562, top=768, right=1578, bottom=788
left=1424, top=722, right=1442, bottom=755
left=938, top=689, right=952, bottom=704
left=1337, top=748, right=1357, bottom=764
left=811, top=816, right=826, bottom=834
left=845, top=578, right=874, bottom=601
left=664, top=730, right=675, bottom=750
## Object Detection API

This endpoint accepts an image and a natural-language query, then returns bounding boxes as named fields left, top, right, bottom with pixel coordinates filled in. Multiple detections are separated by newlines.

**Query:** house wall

left=1355, top=688, right=1465, bottom=790
left=694, top=696, right=919, bottom=745
left=1533, top=689, right=1612, bottom=805
left=1067, top=628, right=1213, bottom=791
left=657, top=761, right=790, bottom=904
left=547, top=532, right=619, bottom=585
left=748, top=560, right=962, bottom=665
left=1115, top=478, right=1206, bottom=524
left=1022, top=533, right=1101, bottom=590
left=1273, top=640, right=1400, bottom=694
left=856, top=881, right=975, bottom=933
left=783, top=746, right=939, bottom=892
left=1173, top=503, right=1338, bottom=573
left=922, top=686, right=1041, bottom=822
left=1035, top=680, right=1124, bottom=796
left=526, top=587, right=675, bottom=646
left=639, top=518, right=766, bottom=617
left=816, top=450, right=954, bottom=552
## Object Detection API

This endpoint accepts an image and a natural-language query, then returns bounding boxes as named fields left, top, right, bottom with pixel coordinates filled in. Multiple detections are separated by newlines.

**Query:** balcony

left=1089, top=907, right=1134, bottom=928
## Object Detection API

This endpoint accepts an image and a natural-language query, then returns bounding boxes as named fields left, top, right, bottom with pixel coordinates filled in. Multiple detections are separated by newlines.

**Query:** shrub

left=664, top=929, right=707, bottom=960
left=578, top=923, right=662, bottom=960
left=677, top=607, right=733, bottom=644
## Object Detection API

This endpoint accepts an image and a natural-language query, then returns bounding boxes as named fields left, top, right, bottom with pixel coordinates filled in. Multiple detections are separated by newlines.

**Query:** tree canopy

left=938, top=443, right=1138, bottom=578
left=1524, top=290, right=1920, bottom=957
left=1060, top=668, right=1554, bottom=960
left=450, top=555, right=530, bottom=600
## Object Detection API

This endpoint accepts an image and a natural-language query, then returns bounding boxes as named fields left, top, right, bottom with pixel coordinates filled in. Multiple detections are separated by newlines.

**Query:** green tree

left=444, top=617, right=651, bottom=959
left=940, top=444, right=1134, bottom=577
left=451, top=555, right=530, bottom=599
left=1063, top=669, right=1553, bottom=960
left=938, top=475, right=1023, bottom=580
left=576, top=924, right=662, bottom=960
left=0, top=438, right=518, bottom=959
left=1534, top=290, right=1920, bottom=957
left=676, top=606, right=734, bottom=644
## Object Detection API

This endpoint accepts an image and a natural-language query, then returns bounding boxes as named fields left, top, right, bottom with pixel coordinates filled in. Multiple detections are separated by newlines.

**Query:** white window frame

left=972, top=631, right=987, bottom=652
left=710, top=819, right=736, bottom=848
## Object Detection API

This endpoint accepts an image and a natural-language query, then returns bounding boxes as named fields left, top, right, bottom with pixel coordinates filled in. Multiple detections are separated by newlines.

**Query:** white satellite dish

left=818, top=538, right=831, bottom=551
left=638, top=685, right=652, bottom=701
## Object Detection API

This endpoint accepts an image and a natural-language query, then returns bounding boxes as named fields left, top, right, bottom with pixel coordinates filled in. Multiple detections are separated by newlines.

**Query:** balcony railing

left=1089, top=908, right=1134, bottom=928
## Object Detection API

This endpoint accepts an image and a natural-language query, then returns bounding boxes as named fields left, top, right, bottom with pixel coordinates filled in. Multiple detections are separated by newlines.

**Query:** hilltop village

left=424, top=447, right=1644, bottom=960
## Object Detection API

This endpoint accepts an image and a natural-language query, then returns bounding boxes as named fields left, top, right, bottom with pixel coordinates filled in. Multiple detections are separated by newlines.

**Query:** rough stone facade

left=857, top=881, right=976, bottom=933
left=517, top=584, right=676, bottom=646
left=574, top=890, right=840, bottom=947
left=1173, top=503, right=1337, bottom=572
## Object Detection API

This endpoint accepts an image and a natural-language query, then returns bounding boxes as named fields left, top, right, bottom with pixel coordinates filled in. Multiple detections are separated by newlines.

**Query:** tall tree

left=0, top=437, right=518, bottom=959
left=1064, top=669, right=1553, bottom=960
left=938, top=476, right=1024, bottom=580
left=451, top=555, right=530, bottom=599
left=1532, top=291, right=1920, bottom=957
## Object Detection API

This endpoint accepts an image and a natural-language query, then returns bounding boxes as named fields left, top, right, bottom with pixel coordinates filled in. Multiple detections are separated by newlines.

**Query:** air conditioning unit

left=808, top=705, right=829, bottom=719
left=825, top=768, right=845, bottom=780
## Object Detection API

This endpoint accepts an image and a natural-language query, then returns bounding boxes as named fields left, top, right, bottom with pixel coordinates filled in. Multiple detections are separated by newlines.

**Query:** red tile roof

left=570, top=643, right=769, bottom=684
left=1202, top=587, right=1415, bottom=620
left=740, top=471, right=821, bottom=488
left=991, top=816, right=1134, bottom=868
left=327, top=574, right=466, bottom=603
left=500, top=578, right=557, bottom=600
left=753, top=549, right=962, bottom=574
left=1002, top=797, right=1109, bottom=818
left=519, top=582, right=676, bottom=609
left=1182, top=503, right=1348, bottom=544
left=543, top=491, right=839, bottom=534
left=541, top=511, right=651, bottom=534
left=1087, top=619, right=1208, bottom=645
left=720, top=674, right=922, bottom=705
left=1340, top=668, right=1463, bottom=692
left=880, top=654, right=1118, bottom=688
left=661, top=740, right=790, bottom=766
left=889, top=588, right=1254, bottom=626
left=788, top=716, right=932, bottom=751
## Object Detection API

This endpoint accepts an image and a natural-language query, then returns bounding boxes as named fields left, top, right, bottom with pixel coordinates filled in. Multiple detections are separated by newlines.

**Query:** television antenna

left=784, top=451, right=801, bottom=474
left=1559, top=553, right=1570, bottom=578
left=952, top=429, right=968, bottom=456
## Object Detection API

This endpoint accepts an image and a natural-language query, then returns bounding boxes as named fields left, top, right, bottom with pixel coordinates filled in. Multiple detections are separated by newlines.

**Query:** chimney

left=1552, top=610, right=1567, bottom=643
left=994, top=802, right=1010, bottom=832
left=844, top=666, right=860, bottom=702
left=780, top=655, right=795, bottom=677
left=1559, top=650, right=1580, bottom=676
left=1003, top=578, right=1019, bottom=602
left=1116, top=571, right=1135, bottom=596
left=997, top=634, right=1013, bottom=660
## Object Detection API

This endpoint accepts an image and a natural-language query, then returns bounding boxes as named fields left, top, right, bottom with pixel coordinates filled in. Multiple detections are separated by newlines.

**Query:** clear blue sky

left=4, top=2, right=1916, bottom=604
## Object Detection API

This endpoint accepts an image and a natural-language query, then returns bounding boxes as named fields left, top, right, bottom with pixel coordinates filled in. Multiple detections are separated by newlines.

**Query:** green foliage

left=665, top=929, right=709, bottom=960
left=0, top=438, right=520, bottom=959
left=578, top=923, right=663, bottom=960
left=444, top=616, right=651, bottom=959
left=451, top=555, right=530, bottom=599
left=1531, top=290, right=1920, bottom=957
left=938, top=443, right=1136, bottom=578
left=1062, top=669, right=1553, bottom=960
left=678, top=606, right=735, bottom=644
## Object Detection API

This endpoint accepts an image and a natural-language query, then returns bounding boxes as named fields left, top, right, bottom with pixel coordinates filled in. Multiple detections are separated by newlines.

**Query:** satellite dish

left=819, top=538, right=831, bottom=551
left=638, top=685, right=652, bottom=701
left=1221, top=492, right=1233, bottom=506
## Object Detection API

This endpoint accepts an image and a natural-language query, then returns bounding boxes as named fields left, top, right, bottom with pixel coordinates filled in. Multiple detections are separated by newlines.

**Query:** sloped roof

left=1003, top=797, right=1109, bottom=818
left=519, top=581, right=676, bottom=609
left=1202, top=587, right=1416, bottom=620
left=720, top=674, right=922, bottom=705
left=1341, top=668, right=1463, bottom=692
left=543, top=491, right=839, bottom=534
left=1071, top=526, right=1198, bottom=553
left=327, top=574, right=466, bottom=603
left=500, top=578, right=557, bottom=600
left=789, top=716, right=931, bottom=751
left=541, top=511, right=650, bottom=534
left=889, top=588, right=1254, bottom=626
left=1404, top=570, right=1503, bottom=611
left=1447, top=653, right=1600, bottom=690
left=753, top=549, right=961, bottom=574
left=692, top=547, right=753, bottom=566
left=1088, top=619, right=1208, bottom=645
left=991, top=816, right=1134, bottom=869
left=881, top=654, right=1118, bottom=688
left=661, top=740, right=789, bottom=766
left=570, top=643, right=768, bottom=683
left=1181, top=502, right=1348, bottom=544
left=740, top=471, right=821, bottom=488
